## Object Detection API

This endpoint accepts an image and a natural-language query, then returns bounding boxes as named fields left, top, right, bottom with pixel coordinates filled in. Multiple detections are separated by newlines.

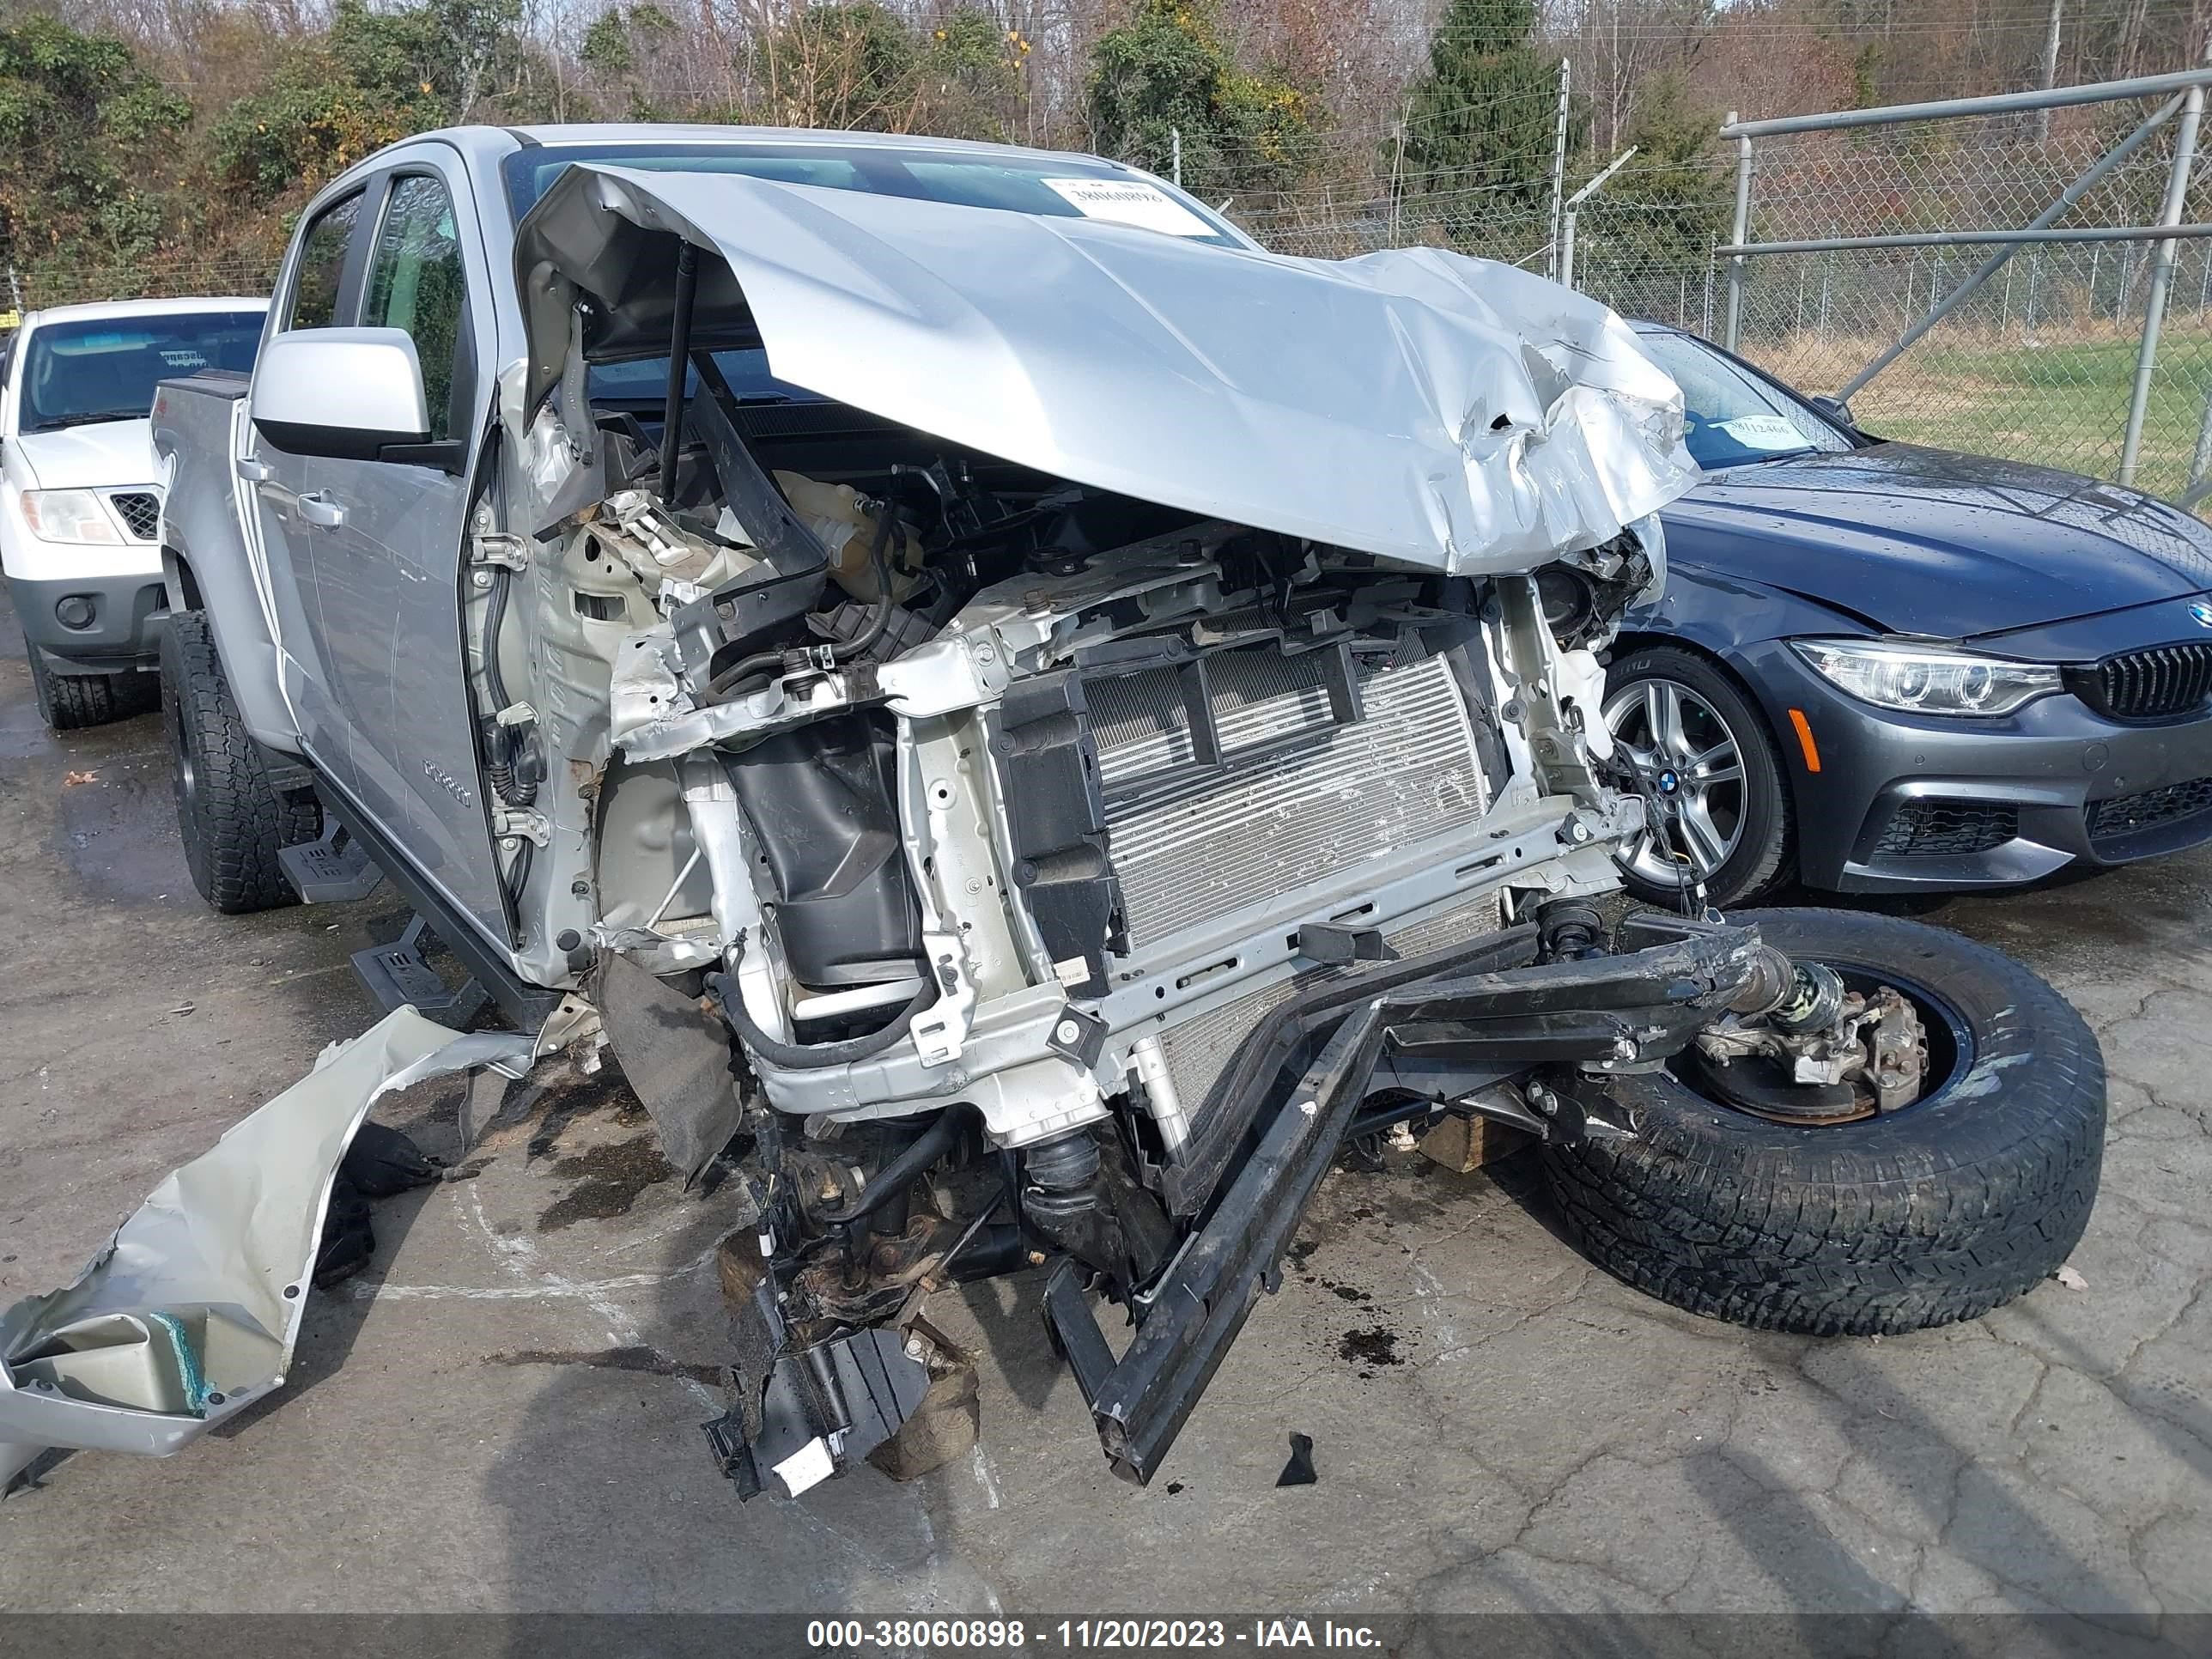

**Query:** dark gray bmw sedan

left=1609, top=320, right=2212, bottom=909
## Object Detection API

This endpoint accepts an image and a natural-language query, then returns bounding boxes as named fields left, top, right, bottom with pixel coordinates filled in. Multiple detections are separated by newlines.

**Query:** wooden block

left=1418, top=1114, right=1528, bottom=1174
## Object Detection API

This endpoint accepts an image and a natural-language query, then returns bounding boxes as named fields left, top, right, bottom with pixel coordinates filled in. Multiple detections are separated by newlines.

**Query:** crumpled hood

left=9, top=417, right=155, bottom=491
left=514, top=165, right=1696, bottom=574
left=1664, top=444, right=2212, bottom=637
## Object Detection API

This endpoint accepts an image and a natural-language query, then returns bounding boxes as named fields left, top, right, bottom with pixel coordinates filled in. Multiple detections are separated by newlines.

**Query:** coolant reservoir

left=775, top=471, right=921, bottom=602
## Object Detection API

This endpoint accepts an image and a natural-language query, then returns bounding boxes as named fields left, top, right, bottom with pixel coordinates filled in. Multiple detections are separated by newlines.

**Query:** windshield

left=1633, top=329, right=1854, bottom=471
left=17, top=311, right=264, bottom=434
left=586, top=347, right=815, bottom=407
left=501, top=143, right=1244, bottom=248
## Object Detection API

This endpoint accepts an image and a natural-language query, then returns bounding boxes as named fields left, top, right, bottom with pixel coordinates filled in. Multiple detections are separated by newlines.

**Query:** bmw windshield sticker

left=1713, top=414, right=1809, bottom=451
left=1041, top=178, right=1217, bottom=238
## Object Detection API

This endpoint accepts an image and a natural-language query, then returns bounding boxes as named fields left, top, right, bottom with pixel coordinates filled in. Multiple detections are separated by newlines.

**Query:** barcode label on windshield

left=1042, top=178, right=1215, bottom=238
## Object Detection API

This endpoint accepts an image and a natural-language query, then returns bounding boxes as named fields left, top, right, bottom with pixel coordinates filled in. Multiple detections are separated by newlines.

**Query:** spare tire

left=1540, top=907, right=2105, bottom=1336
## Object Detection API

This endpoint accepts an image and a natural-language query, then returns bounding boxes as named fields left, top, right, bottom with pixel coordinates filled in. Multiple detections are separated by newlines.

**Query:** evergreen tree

left=1397, top=0, right=1579, bottom=244
left=1600, top=70, right=1730, bottom=270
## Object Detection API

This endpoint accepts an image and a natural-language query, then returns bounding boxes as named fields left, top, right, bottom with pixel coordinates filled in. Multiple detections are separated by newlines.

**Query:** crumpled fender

left=0, top=1009, right=533, bottom=1490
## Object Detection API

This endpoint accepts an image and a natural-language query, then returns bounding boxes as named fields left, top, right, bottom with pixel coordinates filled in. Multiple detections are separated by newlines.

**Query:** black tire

left=1604, top=645, right=1792, bottom=909
left=25, top=634, right=127, bottom=731
left=1540, top=907, right=2105, bottom=1336
left=162, top=610, right=319, bottom=914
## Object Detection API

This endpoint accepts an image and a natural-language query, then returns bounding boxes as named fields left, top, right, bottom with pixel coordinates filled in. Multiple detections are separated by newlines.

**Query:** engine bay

left=453, top=343, right=1669, bottom=1493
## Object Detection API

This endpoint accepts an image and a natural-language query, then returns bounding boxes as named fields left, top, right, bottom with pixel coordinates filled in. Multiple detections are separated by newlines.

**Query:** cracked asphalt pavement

left=2, top=625, right=2209, bottom=1625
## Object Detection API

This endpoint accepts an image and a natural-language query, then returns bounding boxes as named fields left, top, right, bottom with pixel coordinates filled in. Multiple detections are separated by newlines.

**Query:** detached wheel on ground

left=1602, top=645, right=1791, bottom=910
left=162, top=608, right=319, bottom=913
left=24, top=633, right=132, bottom=731
left=1541, top=907, right=2105, bottom=1336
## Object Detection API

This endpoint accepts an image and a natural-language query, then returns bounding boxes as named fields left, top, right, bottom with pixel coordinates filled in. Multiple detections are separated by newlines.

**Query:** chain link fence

left=12, top=94, right=2207, bottom=513
left=1248, top=105, right=2212, bottom=514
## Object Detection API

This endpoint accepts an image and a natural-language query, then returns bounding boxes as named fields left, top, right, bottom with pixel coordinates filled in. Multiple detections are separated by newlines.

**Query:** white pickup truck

left=18, top=123, right=2097, bottom=1502
left=2, top=296, right=265, bottom=728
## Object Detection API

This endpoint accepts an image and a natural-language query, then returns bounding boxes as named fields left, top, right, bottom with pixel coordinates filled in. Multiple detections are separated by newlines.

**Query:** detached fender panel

left=0, top=1009, right=533, bottom=1489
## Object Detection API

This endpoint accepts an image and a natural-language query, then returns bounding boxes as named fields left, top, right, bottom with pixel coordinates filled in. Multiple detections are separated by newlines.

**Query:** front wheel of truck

left=162, top=609, right=319, bottom=914
left=1540, top=907, right=2106, bottom=1336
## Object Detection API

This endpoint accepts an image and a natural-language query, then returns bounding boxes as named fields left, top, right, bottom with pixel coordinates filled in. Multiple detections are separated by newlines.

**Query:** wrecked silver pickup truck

left=9, top=126, right=2103, bottom=1499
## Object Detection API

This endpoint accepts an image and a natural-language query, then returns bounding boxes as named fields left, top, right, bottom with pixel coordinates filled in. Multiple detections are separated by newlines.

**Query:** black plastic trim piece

left=377, top=440, right=470, bottom=474
left=253, top=417, right=428, bottom=463
left=989, top=671, right=1125, bottom=1000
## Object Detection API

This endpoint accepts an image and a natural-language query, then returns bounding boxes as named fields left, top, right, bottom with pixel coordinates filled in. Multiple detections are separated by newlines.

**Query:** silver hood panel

left=515, top=164, right=1696, bottom=573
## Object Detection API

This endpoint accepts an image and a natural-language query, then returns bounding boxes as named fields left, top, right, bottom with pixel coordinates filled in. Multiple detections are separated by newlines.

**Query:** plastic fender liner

left=0, top=1010, right=534, bottom=1490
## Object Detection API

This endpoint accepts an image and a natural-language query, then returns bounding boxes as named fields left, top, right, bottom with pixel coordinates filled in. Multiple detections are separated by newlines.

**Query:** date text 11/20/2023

left=805, top=1620, right=1385, bottom=1649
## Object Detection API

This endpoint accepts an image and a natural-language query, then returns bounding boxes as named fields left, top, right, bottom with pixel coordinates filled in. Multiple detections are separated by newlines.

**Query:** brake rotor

left=1677, top=1048, right=1876, bottom=1125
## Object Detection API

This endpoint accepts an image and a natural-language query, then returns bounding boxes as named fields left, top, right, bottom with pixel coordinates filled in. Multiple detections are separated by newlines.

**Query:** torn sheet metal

left=0, top=1009, right=532, bottom=1489
left=514, top=165, right=1696, bottom=575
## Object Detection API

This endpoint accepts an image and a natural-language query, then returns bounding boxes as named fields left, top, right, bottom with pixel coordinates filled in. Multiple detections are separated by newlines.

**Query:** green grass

left=1755, top=327, right=2212, bottom=509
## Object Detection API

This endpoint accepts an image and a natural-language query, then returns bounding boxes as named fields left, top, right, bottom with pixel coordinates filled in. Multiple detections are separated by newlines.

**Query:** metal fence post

left=1548, top=59, right=1571, bottom=283
left=1724, top=112, right=1751, bottom=349
left=2122, top=78, right=2206, bottom=484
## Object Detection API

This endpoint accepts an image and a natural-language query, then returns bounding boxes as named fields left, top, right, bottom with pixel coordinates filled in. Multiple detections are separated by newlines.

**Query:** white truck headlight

left=20, top=489, right=122, bottom=545
left=1792, top=638, right=2059, bottom=718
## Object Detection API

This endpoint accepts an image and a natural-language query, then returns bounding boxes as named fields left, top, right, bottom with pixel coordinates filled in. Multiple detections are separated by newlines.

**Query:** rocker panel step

left=349, top=915, right=489, bottom=1030
left=279, top=827, right=385, bottom=903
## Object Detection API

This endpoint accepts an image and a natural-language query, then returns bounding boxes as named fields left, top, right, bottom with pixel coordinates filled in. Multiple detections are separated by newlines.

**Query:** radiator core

left=1091, top=649, right=1492, bottom=953
left=1085, top=643, right=1498, bottom=1114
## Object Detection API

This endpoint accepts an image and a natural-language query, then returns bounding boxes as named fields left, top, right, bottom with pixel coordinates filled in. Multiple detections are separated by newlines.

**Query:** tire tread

left=163, top=610, right=317, bottom=914
left=1540, top=907, right=2106, bottom=1336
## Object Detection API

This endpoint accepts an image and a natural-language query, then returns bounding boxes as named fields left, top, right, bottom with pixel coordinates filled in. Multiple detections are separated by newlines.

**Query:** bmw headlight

left=19, top=489, right=122, bottom=545
left=1792, top=638, right=2060, bottom=717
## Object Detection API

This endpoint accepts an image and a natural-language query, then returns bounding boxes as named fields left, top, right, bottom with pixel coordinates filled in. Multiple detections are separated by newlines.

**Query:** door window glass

left=362, top=173, right=468, bottom=442
left=288, top=191, right=363, bottom=330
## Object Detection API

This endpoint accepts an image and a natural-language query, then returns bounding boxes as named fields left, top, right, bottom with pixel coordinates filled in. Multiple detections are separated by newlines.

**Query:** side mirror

left=252, top=327, right=432, bottom=464
left=1808, top=393, right=1856, bottom=428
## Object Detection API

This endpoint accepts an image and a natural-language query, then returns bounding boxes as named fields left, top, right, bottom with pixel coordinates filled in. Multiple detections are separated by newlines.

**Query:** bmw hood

left=10, top=417, right=156, bottom=491
left=1662, top=443, right=2212, bottom=637
left=513, top=164, right=1697, bottom=574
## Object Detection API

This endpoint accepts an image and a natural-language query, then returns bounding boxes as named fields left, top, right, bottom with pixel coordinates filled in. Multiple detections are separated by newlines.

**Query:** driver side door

left=249, top=186, right=370, bottom=804
left=309, top=155, right=510, bottom=946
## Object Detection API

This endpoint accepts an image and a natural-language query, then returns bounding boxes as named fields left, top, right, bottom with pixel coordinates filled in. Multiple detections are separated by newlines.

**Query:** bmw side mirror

left=1809, top=393, right=1856, bottom=428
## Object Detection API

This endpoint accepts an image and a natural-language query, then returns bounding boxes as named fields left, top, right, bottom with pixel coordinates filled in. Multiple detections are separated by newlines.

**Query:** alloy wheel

left=1601, top=675, right=1747, bottom=888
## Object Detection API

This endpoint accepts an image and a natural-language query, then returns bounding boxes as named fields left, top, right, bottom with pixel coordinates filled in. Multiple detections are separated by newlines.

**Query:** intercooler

left=1086, top=644, right=1501, bottom=1109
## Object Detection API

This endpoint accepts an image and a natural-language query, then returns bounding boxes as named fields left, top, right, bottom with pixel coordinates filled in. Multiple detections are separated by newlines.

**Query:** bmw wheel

left=1602, top=645, right=1792, bottom=909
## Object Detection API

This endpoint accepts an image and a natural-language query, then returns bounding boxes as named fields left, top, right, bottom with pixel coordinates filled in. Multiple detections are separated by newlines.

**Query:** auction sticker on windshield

left=1712, top=413, right=1809, bottom=452
left=1042, top=177, right=1216, bottom=237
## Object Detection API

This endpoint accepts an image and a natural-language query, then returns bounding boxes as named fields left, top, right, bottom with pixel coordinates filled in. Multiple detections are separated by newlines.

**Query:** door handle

left=235, top=457, right=269, bottom=483
left=296, top=492, right=346, bottom=529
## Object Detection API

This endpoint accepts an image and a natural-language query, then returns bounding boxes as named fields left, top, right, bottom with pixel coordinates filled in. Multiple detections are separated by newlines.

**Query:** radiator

left=1091, top=648, right=1492, bottom=952
left=1084, top=642, right=1498, bottom=1114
